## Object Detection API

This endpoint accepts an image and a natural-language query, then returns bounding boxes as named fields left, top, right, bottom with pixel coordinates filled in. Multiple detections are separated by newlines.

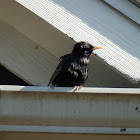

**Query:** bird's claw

left=50, top=84, right=58, bottom=89
left=74, top=85, right=83, bottom=91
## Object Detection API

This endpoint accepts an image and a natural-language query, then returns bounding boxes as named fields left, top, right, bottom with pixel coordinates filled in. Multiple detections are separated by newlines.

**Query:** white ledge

left=0, top=85, right=140, bottom=94
left=0, top=125, right=140, bottom=134
left=0, top=86, right=140, bottom=134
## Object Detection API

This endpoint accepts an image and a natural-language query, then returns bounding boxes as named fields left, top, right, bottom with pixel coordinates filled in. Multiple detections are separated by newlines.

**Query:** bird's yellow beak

left=93, top=46, right=102, bottom=50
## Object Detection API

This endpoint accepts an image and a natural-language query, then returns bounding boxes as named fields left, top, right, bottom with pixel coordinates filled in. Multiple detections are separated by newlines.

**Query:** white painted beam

left=104, top=0, right=140, bottom=25
left=0, top=20, right=58, bottom=86
left=0, top=85, right=140, bottom=94
left=0, top=125, right=140, bottom=134
left=0, top=86, right=140, bottom=129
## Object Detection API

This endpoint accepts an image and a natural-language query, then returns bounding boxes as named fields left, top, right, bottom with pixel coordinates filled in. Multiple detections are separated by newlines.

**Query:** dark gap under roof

left=0, top=64, right=31, bottom=86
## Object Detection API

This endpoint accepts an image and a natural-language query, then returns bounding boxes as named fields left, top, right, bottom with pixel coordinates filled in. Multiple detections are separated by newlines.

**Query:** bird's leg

left=50, top=84, right=58, bottom=89
left=74, top=85, right=83, bottom=91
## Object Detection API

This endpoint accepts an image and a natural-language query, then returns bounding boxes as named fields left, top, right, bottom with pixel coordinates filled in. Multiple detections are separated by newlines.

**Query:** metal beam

left=0, top=86, right=140, bottom=132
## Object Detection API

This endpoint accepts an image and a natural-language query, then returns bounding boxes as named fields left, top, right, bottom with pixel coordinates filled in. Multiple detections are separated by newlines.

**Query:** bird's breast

left=80, top=58, right=90, bottom=64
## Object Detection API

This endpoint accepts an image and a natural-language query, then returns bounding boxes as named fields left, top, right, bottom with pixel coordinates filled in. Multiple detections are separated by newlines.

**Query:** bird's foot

left=50, top=84, right=58, bottom=89
left=74, top=85, right=83, bottom=91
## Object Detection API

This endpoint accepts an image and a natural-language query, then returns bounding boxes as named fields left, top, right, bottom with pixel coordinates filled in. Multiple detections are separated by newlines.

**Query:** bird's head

left=72, top=41, right=102, bottom=58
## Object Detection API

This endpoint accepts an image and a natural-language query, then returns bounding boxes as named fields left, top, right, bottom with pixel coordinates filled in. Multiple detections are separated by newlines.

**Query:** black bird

left=48, top=41, right=101, bottom=89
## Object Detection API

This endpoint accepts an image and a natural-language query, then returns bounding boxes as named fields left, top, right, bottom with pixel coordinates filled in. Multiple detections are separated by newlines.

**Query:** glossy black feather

left=48, top=42, right=94, bottom=87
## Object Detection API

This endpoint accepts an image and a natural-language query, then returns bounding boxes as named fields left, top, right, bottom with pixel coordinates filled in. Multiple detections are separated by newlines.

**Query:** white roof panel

left=16, top=0, right=140, bottom=83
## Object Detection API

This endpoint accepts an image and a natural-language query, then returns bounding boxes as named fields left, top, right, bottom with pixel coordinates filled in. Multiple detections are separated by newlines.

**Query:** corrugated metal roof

left=104, top=0, right=140, bottom=25
left=16, top=0, right=140, bottom=83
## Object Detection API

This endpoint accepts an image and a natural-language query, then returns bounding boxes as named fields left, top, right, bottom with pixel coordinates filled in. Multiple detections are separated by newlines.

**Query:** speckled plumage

left=48, top=41, right=101, bottom=87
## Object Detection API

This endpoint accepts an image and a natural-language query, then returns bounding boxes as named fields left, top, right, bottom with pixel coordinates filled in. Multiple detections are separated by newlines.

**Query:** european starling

left=48, top=41, right=101, bottom=88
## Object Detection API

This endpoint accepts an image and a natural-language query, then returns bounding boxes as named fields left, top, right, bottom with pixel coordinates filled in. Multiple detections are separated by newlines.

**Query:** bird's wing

left=48, top=54, right=70, bottom=86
